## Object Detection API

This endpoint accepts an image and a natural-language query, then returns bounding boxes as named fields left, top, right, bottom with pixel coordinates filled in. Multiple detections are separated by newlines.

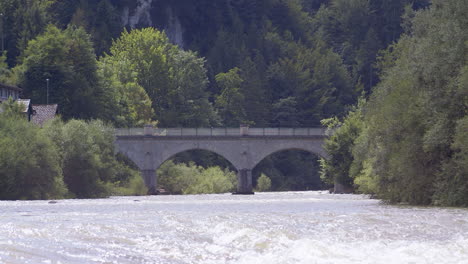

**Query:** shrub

left=0, top=115, right=67, bottom=200
left=256, top=173, right=272, bottom=192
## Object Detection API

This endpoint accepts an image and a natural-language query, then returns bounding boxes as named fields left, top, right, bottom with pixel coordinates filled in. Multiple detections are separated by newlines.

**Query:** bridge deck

left=115, top=127, right=328, bottom=137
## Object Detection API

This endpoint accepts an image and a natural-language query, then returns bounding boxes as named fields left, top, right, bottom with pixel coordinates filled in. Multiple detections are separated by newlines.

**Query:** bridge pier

left=234, top=169, right=254, bottom=195
left=141, top=170, right=158, bottom=195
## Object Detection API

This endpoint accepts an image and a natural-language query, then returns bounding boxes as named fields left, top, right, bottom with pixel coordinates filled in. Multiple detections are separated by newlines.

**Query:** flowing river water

left=1, top=191, right=468, bottom=264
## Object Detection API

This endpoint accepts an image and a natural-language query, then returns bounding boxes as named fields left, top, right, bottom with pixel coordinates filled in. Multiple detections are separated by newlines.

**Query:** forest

left=0, top=0, right=466, bottom=205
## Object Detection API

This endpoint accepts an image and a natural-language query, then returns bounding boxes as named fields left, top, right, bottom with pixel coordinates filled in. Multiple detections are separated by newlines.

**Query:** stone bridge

left=115, top=126, right=330, bottom=194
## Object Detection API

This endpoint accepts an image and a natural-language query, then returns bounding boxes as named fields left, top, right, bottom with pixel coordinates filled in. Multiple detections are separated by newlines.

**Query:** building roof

left=16, top=99, right=31, bottom=113
left=32, top=104, right=58, bottom=126
left=0, top=83, right=22, bottom=92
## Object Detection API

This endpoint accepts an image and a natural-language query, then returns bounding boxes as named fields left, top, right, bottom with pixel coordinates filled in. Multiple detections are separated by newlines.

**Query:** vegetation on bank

left=321, top=0, right=468, bottom=206
left=0, top=100, right=146, bottom=200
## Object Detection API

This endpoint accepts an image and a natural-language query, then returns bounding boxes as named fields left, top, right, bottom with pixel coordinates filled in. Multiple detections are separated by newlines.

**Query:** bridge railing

left=247, top=128, right=327, bottom=136
left=115, top=127, right=328, bottom=137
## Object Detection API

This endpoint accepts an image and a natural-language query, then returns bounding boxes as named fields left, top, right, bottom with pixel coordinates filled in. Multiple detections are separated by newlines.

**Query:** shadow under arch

left=158, top=148, right=238, bottom=172
left=251, top=148, right=324, bottom=191
left=154, top=148, right=239, bottom=173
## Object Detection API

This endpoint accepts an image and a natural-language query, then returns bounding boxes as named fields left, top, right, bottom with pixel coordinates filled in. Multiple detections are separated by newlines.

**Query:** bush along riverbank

left=0, top=101, right=146, bottom=200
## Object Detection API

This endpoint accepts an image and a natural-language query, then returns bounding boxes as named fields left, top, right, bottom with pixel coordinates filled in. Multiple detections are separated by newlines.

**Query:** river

left=0, top=191, right=467, bottom=263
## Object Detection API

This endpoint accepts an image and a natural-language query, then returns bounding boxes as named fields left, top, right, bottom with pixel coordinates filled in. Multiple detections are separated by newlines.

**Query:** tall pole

left=46, top=78, right=49, bottom=104
left=0, top=13, right=4, bottom=53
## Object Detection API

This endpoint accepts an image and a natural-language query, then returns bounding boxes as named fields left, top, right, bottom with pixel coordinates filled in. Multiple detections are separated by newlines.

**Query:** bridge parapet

left=115, top=127, right=328, bottom=137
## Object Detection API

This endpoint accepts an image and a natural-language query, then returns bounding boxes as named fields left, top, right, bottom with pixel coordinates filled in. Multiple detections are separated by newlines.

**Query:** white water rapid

left=1, top=191, right=467, bottom=263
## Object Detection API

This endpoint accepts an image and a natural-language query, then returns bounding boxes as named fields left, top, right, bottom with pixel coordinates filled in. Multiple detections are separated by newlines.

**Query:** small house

left=0, top=83, right=22, bottom=103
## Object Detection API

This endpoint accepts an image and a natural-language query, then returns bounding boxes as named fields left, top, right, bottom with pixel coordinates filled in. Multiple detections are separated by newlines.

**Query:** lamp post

left=0, top=13, right=4, bottom=53
left=46, top=78, right=49, bottom=104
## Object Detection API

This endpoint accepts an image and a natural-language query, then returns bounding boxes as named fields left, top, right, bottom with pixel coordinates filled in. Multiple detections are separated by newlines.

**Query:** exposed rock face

left=121, top=1, right=184, bottom=48
left=122, top=0, right=154, bottom=28
left=165, top=7, right=184, bottom=48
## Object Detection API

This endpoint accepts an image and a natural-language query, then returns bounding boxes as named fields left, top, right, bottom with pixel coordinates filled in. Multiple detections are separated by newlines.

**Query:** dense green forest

left=0, top=0, right=466, bottom=204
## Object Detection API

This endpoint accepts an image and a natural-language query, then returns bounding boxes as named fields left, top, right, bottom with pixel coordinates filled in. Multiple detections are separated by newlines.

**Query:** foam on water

left=1, top=192, right=468, bottom=263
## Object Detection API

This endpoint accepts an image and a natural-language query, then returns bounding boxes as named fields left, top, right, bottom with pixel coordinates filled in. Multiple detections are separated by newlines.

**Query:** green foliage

left=184, top=167, right=237, bottom=195
left=110, top=173, right=147, bottom=196
left=0, top=0, right=53, bottom=66
left=166, top=50, right=220, bottom=127
left=433, top=116, right=468, bottom=206
left=103, top=28, right=172, bottom=115
left=0, top=111, right=144, bottom=200
left=0, top=97, right=25, bottom=118
left=102, top=28, right=218, bottom=127
left=271, top=97, right=299, bottom=127
left=41, top=118, right=144, bottom=198
left=0, top=114, right=66, bottom=200
left=313, top=0, right=429, bottom=93
left=348, top=0, right=468, bottom=205
left=0, top=53, right=11, bottom=83
left=320, top=100, right=364, bottom=188
left=238, top=57, right=269, bottom=126
left=256, top=173, right=272, bottom=192
left=98, top=56, right=154, bottom=127
left=46, top=119, right=107, bottom=198
left=158, top=161, right=237, bottom=194
left=157, top=161, right=198, bottom=194
left=265, top=40, right=355, bottom=126
left=53, top=120, right=110, bottom=197
left=215, top=68, right=247, bottom=126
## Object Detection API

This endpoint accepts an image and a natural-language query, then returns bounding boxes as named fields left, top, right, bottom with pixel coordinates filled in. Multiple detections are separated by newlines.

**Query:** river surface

left=1, top=191, right=467, bottom=264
